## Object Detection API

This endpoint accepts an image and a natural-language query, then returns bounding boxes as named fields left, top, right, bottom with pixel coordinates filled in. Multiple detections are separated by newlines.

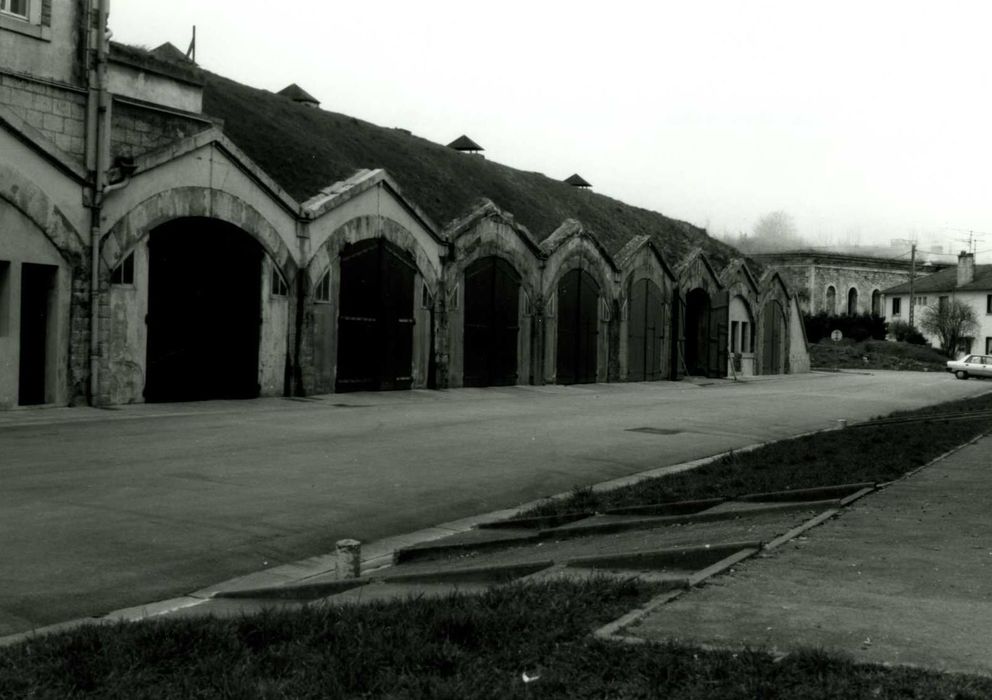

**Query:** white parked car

left=947, top=354, right=992, bottom=379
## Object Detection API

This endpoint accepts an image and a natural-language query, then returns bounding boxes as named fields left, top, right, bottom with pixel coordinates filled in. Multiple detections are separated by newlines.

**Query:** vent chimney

left=957, top=251, right=975, bottom=287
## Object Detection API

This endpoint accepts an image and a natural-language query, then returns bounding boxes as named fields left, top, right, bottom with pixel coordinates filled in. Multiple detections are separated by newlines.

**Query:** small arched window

left=826, top=285, right=837, bottom=315
left=871, top=289, right=881, bottom=315
left=847, top=287, right=858, bottom=316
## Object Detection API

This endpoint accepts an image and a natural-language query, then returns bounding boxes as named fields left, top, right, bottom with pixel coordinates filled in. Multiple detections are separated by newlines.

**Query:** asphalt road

left=1, top=370, right=987, bottom=636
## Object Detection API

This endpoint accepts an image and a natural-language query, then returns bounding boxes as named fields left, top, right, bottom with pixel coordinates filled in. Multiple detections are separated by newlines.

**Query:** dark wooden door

left=708, top=290, right=729, bottom=378
left=336, top=238, right=415, bottom=392
left=627, top=278, right=666, bottom=381
left=684, top=288, right=710, bottom=376
left=761, top=300, right=785, bottom=374
left=18, top=263, right=56, bottom=405
left=464, top=256, right=520, bottom=387
left=556, top=268, right=599, bottom=384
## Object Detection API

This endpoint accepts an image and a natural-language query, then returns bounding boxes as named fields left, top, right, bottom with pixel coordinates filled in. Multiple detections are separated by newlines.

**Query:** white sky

left=111, top=1, right=992, bottom=259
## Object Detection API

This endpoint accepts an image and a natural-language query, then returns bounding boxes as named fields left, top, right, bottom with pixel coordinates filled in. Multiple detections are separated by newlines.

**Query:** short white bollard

left=336, top=539, right=362, bottom=580
left=837, top=419, right=848, bottom=429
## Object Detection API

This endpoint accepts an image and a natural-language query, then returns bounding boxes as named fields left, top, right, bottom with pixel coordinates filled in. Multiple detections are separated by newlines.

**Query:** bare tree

left=735, top=211, right=804, bottom=252
left=919, top=299, right=978, bottom=357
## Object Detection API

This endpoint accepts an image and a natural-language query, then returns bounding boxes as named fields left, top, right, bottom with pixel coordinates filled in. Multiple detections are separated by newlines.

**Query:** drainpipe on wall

left=86, top=0, right=110, bottom=406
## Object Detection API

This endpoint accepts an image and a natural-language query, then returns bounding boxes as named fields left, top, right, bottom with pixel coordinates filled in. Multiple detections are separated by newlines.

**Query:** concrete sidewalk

left=627, top=432, right=992, bottom=677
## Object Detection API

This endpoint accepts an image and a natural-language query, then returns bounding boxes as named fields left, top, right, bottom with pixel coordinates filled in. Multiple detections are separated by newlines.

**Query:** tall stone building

left=752, top=250, right=950, bottom=317
left=0, top=1, right=809, bottom=410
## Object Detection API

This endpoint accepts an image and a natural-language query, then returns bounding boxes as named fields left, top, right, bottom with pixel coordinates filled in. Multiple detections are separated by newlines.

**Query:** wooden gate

left=627, top=278, right=666, bottom=381
left=761, top=299, right=786, bottom=374
left=463, top=256, right=520, bottom=387
left=708, top=290, right=729, bottom=378
left=556, top=268, right=599, bottom=384
left=336, top=238, right=416, bottom=392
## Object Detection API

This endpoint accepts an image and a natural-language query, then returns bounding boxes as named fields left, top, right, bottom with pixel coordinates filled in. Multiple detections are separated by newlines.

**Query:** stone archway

left=100, top=187, right=298, bottom=404
left=144, top=218, right=265, bottom=401
left=463, top=255, right=522, bottom=387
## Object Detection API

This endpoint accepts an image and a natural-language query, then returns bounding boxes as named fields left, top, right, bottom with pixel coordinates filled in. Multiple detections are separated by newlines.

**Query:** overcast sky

left=111, top=1, right=992, bottom=259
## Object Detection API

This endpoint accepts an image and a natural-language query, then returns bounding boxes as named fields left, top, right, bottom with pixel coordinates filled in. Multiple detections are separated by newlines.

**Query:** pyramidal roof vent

left=278, top=83, right=320, bottom=108
left=447, top=135, right=484, bottom=153
left=150, top=42, right=194, bottom=64
left=565, top=173, right=592, bottom=188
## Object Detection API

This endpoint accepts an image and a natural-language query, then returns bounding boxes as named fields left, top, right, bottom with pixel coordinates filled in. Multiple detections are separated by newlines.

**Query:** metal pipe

left=87, top=0, right=110, bottom=406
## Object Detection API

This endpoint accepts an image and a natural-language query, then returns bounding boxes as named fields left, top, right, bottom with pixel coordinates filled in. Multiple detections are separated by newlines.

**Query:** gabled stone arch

left=307, top=215, right=440, bottom=296
left=442, top=201, right=545, bottom=388
left=721, top=260, right=761, bottom=376
left=540, top=220, right=618, bottom=303
left=676, top=248, right=724, bottom=298
left=540, top=221, right=618, bottom=384
left=102, top=186, right=299, bottom=281
left=719, top=258, right=760, bottom=304
left=615, top=237, right=676, bottom=382
left=444, top=199, right=543, bottom=305
left=672, top=249, right=729, bottom=378
left=305, top=215, right=442, bottom=395
left=0, top=162, right=86, bottom=266
left=757, top=271, right=793, bottom=375
left=615, top=236, right=676, bottom=304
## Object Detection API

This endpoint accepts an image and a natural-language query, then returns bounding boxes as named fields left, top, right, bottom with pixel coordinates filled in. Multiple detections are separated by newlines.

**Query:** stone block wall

left=110, top=100, right=213, bottom=161
left=0, top=73, right=87, bottom=159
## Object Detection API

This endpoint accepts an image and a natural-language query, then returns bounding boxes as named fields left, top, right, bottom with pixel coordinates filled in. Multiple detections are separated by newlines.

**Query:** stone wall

left=110, top=100, right=213, bottom=161
left=753, top=253, right=947, bottom=316
left=0, top=73, right=87, bottom=159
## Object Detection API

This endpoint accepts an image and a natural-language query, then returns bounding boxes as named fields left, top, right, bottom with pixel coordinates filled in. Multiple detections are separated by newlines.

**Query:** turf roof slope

left=202, top=72, right=748, bottom=269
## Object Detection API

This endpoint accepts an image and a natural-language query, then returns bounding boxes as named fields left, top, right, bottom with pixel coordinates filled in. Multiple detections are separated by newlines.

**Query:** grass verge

left=2, top=579, right=991, bottom=699
left=810, top=339, right=949, bottom=372
left=519, top=390, right=992, bottom=519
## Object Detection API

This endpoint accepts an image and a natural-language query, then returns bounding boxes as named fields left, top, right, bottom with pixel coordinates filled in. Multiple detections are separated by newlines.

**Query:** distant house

left=882, top=252, right=992, bottom=355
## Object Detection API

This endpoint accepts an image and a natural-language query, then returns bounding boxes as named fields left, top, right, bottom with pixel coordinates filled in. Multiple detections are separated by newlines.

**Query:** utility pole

left=908, top=242, right=917, bottom=327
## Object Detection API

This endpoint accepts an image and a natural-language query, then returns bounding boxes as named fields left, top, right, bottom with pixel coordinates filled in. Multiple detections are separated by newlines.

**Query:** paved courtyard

left=628, top=433, right=992, bottom=677
left=0, top=371, right=987, bottom=637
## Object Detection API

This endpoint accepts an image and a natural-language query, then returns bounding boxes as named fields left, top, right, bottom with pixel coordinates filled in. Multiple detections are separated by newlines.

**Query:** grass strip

left=2, top=579, right=990, bottom=699
left=809, top=339, right=950, bottom=372
left=518, top=391, right=992, bottom=519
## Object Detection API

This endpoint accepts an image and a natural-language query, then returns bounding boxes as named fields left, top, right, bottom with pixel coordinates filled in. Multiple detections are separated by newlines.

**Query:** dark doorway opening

left=627, top=278, right=666, bottom=381
left=556, top=268, right=599, bottom=384
left=145, top=218, right=263, bottom=402
left=761, top=300, right=787, bottom=374
left=336, top=238, right=416, bottom=392
left=19, top=263, right=57, bottom=405
left=464, top=256, right=520, bottom=387
left=683, top=287, right=710, bottom=376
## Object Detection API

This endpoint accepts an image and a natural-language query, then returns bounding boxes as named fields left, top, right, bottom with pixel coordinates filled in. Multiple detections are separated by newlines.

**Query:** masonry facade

left=753, top=250, right=950, bottom=317
left=0, top=1, right=810, bottom=409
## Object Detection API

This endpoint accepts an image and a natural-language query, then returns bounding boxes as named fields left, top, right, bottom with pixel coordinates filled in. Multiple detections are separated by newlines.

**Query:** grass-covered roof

left=201, top=72, right=743, bottom=267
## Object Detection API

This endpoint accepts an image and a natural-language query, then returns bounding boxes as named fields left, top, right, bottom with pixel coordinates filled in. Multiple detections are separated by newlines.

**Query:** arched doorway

left=871, top=289, right=881, bottom=315
left=847, top=287, right=858, bottom=315
left=463, top=256, right=521, bottom=387
left=728, top=295, right=755, bottom=376
left=556, top=268, right=599, bottom=384
left=336, top=238, right=416, bottom=392
left=145, top=218, right=263, bottom=401
left=627, top=278, right=666, bottom=381
left=825, top=285, right=836, bottom=315
left=761, top=299, right=787, bottom=374
left=683, top=288, right=710, bottom=376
